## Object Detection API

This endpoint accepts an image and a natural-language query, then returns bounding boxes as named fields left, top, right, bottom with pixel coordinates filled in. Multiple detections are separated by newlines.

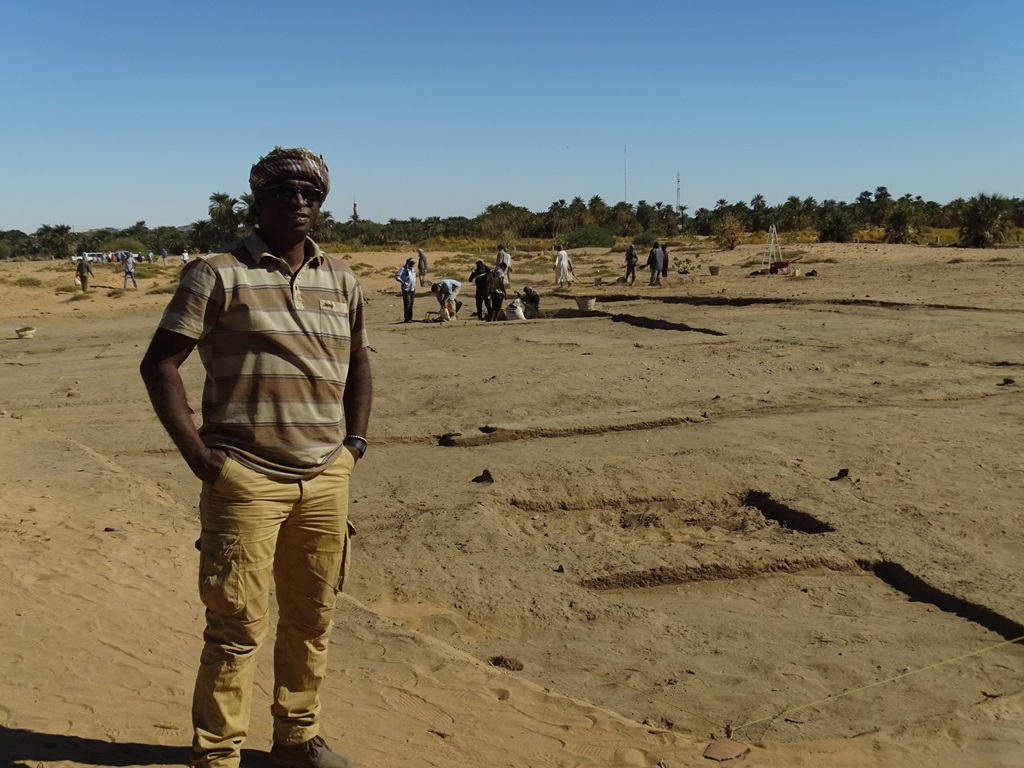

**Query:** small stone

left=471, top=469, right=494, bottom=484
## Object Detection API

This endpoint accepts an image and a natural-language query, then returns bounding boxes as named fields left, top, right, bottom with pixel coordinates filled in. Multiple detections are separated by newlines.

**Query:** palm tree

left=568, top=196, right=590, bottom=230
left=208, top=193, right=241, bottom=240
left=120, top=221, right=149, bottom=240
left=189, top=219, right=218, bottom=252
left=311, top=210, right=337, bottom=243
left=421, top=216, right=442, bottom=238
left=872, top=186, right=893, bottom=226
left=477, top=201, right=531, bottom=239
left=691, top=208, right=714, bottom=236
left=546, top=199, right=569, bottom=238
left=749, top=194, right=769, bottom=232
left=634, top=200, right=655, bottom=231
left=608, top=201, right=638, bottom=237
left=239, top=193, right=258, bottom=227
left=33, top=224, right=77, bottom=259
left=884, top=200, right=917, bottom=244
left=959, top=194, right=1011, bottom=247
left=818, top=209, right=858, bottom=243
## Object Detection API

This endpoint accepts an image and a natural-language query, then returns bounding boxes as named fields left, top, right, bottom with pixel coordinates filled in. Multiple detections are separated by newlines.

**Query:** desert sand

left=1, top=242, right=1023, bottom=767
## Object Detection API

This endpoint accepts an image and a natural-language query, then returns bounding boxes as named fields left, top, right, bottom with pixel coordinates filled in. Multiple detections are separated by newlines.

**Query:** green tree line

left=4, top=188, right=1022, bottom=260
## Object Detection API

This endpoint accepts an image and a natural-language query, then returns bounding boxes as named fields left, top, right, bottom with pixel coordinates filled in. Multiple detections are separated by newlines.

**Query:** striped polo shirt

left=158, top=230, right=369, bottom=480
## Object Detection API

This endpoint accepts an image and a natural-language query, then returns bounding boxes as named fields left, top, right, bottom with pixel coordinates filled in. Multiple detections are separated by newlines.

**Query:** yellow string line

left=731, top=633, right=1024, bottom=734
left=597, top=674, right=723, bottom=729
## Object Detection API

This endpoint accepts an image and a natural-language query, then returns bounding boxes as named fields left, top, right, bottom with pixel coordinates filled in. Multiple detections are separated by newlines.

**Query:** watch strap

left=343, top=435, right=368, bottom=458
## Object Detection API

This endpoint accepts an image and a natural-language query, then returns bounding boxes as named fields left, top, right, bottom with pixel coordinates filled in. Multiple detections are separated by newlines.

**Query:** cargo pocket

left=198, top=532, right=244, bottom=615
left=336, top=520, right=356, bottom=594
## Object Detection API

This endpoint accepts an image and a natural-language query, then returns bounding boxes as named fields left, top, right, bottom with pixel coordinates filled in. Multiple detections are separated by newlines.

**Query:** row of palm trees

left=4, top=188, right=1020, bottom=261
left=190, top=186, right=1020, bottom=249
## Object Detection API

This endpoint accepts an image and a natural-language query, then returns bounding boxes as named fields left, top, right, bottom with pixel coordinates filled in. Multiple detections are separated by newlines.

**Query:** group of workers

left=624, top=242, right=672, bottom=285
left=396, top=239, right=678, bottom=324
left=394, top=245, right=540, bottom=323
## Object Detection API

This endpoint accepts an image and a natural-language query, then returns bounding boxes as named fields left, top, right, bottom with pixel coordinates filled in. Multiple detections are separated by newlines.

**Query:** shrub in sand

left=14, top=277, right=43, bottom=287
left=631, top=231, right=657, bottom=247
left=712, top=213, right=745, bottom=250
left=562, top=226, right=615, bottom=249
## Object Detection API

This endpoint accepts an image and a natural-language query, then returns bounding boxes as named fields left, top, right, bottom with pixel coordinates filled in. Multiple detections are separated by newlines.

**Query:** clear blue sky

left=2, top=0, right=1020, bottom=234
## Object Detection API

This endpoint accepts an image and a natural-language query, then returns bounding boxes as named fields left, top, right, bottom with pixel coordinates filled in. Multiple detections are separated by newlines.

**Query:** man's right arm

left=140, top=328, right=225, bottom=485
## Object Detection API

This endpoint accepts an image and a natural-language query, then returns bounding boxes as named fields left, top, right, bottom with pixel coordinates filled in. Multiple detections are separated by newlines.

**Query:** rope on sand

left=729, top=633, right=1024, bottom=736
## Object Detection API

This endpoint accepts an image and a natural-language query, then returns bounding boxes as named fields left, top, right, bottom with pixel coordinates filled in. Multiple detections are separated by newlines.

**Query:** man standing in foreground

left=140, top=147, right=372, bottom=768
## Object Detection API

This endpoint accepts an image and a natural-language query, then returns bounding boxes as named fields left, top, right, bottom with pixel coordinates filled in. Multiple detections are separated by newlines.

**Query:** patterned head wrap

left=249, top=147, right=330, bottom=198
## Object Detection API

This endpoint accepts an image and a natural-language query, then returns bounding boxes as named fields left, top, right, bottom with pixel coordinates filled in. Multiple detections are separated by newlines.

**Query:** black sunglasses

left=265, top=183, right=325, bottom=204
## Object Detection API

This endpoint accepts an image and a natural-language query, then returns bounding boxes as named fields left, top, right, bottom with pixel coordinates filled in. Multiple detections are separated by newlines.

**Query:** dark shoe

left=270, top=736, right=354, bottom=768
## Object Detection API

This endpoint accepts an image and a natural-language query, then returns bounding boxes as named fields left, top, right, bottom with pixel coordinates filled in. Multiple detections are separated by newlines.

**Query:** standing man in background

left=395, top=256, right=417, bottom=323
left=647, top=242, right=663, bottom=286
left=486, top=262, right=510, bottom=321
left=624, top=244, right=638, bottom=284
left=467, top=259, right=491, bottom=320
left=76, top=255, right=94, bottom=292
left=496, top=244, right=513, bottom=275
left=416, top=248, right=429, bottom=285
left=123, top=252, right=138, bottom=289
left=141, top=147, right=372, bottom=768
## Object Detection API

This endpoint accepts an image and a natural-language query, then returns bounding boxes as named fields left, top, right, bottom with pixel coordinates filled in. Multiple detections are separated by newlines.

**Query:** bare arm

left=343, top=345, right=373, bottom=461
left=139, top=327, right=225, bottom=484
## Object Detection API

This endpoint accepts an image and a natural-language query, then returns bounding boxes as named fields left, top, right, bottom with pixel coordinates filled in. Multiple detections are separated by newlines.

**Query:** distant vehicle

left=72, top=252, right=107, bottom=262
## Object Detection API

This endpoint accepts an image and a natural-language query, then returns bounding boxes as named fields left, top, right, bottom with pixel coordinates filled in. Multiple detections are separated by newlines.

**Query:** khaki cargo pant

left=191, top=451, right=355, bottom=767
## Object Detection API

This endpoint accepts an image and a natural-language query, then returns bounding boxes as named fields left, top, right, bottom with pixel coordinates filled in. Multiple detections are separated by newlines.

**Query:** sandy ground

left=1, top=242, right=1023, bottom=767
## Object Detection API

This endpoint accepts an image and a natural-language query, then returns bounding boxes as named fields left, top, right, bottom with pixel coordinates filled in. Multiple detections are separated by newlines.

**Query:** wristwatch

left=343, top=435, right=368, bottom=459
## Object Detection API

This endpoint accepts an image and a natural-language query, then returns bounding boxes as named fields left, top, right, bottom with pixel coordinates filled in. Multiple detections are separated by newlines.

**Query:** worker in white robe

left=553, top=245, right=574, bottom=286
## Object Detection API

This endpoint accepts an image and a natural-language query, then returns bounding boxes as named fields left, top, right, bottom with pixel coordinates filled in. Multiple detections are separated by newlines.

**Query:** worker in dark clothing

left=467, top=260, right=491, bottom=320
